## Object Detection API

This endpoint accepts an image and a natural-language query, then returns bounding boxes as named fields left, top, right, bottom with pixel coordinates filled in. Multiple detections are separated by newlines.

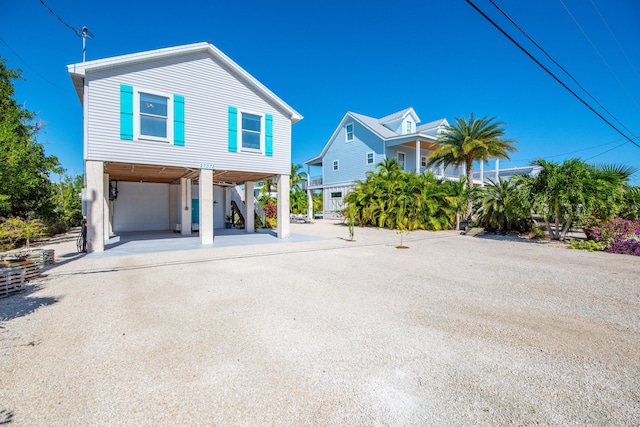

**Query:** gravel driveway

left=1, top=221, right=639, bottom=425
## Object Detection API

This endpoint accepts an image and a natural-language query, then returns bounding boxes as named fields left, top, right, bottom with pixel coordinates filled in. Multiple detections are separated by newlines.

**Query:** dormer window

left=346, top=123, right=354, bottom=142
left=406, top=120, right=413, bottom=134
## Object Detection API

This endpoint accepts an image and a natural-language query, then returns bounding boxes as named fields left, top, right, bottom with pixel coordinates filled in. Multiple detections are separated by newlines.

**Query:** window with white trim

left=346, top=123, right=354, bottom=142
left=366, top=152, right=375, bottom=165
left=406, top=120, right=413, bottom=134
left=397, top=152, right=406, bottom=171
left=241, top=112, right=263, bottom=151
left=332, top=160, right=339, bottom=171
left=135, top=89, right=174, bottom=142
left=331, top=191, right=342, bottom=198
left=421, top=156, right=427, bottom=168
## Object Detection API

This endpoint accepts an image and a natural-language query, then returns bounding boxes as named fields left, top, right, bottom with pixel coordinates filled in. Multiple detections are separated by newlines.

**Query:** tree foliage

left=0, top=58, right=62, bottom=221
left=345, top=158, right=455, bottom=231
left=517, top=159, right=633, bottom=239
left=427, top=114, right=517, bottom=220
left=476, top=178, right=532, bottom=232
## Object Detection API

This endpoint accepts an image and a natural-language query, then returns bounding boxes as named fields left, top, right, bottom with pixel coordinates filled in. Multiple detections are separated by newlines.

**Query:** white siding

left=113, top=182, right=170, bottom=232
left=86, top=51, right=291, bottom=175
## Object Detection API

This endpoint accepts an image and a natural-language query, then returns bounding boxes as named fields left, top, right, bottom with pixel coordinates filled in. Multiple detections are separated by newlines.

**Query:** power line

left=510, top=137, right=629, bottom=164
left=589, top=0, right=640, bottom=84
left=38, top=0, right=86, bottom=37
left=487, top=0, right=639, bottom=141
left=0, top=35, right=60, bottom=88
left=463, top=0, right=640, bottom=150
left=584, top=141, right=628, bottom=161
left=558, top=0, right=640, bottom=112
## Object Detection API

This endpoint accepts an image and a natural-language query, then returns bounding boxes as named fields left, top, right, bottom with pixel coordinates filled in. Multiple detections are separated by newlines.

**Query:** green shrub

left=568, top=239, right=606, bottom=252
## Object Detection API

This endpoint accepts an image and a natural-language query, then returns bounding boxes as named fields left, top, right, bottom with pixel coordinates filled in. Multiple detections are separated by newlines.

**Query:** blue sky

left=2, top=0, right=640, bottom=183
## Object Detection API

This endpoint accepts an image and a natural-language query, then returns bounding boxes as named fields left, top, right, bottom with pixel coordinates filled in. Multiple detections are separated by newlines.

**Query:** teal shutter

left=265, top=114, right=273, bottom=157
left=174, top=95, right=185, bottom=146
left=120, top=84, right=134, bottom=140
left=228, top=106, right=238, bottom=152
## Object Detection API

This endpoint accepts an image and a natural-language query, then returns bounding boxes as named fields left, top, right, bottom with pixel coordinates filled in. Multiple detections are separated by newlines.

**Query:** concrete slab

left=90, top=228, right=326, bottom=258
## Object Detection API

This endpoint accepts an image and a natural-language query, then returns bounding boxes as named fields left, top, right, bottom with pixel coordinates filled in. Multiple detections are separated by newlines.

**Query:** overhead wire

left=557, top=0, right=640, bottom=112
left=0, top=35, right=61, bottom=88
left=463, top=0, right=640, bottom=150
left=487, top=0, right=639, bottom=142
left=38, top=0, right=90, bottom=37
left=589, top=0, right=640, bottom=84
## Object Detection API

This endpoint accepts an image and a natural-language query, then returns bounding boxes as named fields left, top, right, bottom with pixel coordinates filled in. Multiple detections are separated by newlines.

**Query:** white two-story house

left=68, top=42, right=302, bottom=252
left=304, top=108, right=539, bottom=218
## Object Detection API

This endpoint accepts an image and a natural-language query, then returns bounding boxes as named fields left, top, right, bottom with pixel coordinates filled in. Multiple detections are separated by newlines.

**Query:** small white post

left=278, top=174, right=291, bottom=239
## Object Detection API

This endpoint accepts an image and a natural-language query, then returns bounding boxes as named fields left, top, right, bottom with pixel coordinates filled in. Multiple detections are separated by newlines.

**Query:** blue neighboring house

left=304, top=107, right=539, bottom=218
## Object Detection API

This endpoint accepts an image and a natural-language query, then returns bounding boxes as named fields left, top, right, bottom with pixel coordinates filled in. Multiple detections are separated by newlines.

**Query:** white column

left=103, top=173, right=110, bottom=242
left=180, top=178, right=191, bottom=236
left=199, top=169, right=214, bottom=244
left=85, top=160, right=104, bottom=253
left=415, top=140, right=420, bottom=173
left=277, top=174, right=291, bottom=239
left=224, top=187, right=231, bottom=219
left=307, top=189, right=313, bottom=220
left=245, top=181, right=255, bottom=233
left=495, top=158, right=500, bottom=181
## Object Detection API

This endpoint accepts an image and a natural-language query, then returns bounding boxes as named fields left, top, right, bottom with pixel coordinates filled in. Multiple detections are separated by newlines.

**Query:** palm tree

left=290, top=163, right=307, bottom=188
left=427, top=114, right=517, bottom=220
left=477, top=178, right=531, bottom=232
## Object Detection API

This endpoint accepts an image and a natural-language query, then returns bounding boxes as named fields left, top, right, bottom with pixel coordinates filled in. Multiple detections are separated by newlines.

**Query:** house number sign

left=200, top=163, right=215, bottom=169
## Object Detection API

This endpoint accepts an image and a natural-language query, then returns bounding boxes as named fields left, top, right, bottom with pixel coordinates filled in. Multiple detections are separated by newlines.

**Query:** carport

left=85, top=160, right=290, bottom=252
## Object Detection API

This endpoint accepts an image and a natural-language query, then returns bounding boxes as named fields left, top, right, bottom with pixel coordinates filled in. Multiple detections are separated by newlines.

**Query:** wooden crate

left=0, top=267, right=25, bottom=297
left=0, top=260, right=40, bottom=280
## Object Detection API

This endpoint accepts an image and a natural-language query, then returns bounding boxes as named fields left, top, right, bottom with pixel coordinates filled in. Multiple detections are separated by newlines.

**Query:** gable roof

left=416, top=118, right=448, bottom=133
left=378, top=107, right=420, bottom=125
left=305, top=110, right=445, bottom=165
left=67, top=42, right=303, bottom=123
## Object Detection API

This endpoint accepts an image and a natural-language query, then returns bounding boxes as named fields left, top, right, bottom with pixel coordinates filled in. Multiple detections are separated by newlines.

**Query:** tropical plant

left=290, top=186, right=308, bottom=214
left=344, top=160, right=456, bottom=231
left=476, top=178, right=532, bottom=232
left=442, top=176, right=483, bottom=230
left=568, top=239, right=606, bottom=252
left=519, top=159, right=633, bottom=240
left=290, top=163, right=307, bottom=188
left=620, top=186, right=640, bottom=220
left=427, top=114, right=517, bottom=220
left=0, top=217, right=46, bottom=250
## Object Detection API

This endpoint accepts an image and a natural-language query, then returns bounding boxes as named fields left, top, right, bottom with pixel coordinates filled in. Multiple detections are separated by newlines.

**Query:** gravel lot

left=1, top=221, right=639, bottom=426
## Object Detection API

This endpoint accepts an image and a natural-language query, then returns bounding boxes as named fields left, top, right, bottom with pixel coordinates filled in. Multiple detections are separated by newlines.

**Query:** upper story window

left=139, top=92, right=169, bottom=138
left=366, top=152, right=374, bottom=165
left=241, top=112, right=262, bottom=151
left=120, top=84, right=184, bottom=146
left=346, top=123, right=354, bottom=142
left=397, top=152, right=406, bottom=171
left=333, top=160, right=339, bottom=171
left=406, top=120, right=413, bottom=134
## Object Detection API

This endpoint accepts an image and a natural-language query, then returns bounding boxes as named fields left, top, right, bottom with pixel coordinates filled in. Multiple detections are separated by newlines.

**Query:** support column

left=307, top=189, right=313, bottom=220
left=180, top=178, right=192, bottom=236
left=199, top=169, right=214, bottom=245
left=85, top=160, right=105, bottom=253
left=103, top=173, right=110, bottom=242
left=245, top=181, right=255, bottom=233
left=415, top=140, right=421, bottom=173
left=277, top=174, right=290, bottom=239
left=224, top=187, right=231, bottom=219
left=495, top=158, right=500, bottom=182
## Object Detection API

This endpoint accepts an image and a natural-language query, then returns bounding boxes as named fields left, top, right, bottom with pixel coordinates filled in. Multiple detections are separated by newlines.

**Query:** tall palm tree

left=427, top=113, right=517, bottom=220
